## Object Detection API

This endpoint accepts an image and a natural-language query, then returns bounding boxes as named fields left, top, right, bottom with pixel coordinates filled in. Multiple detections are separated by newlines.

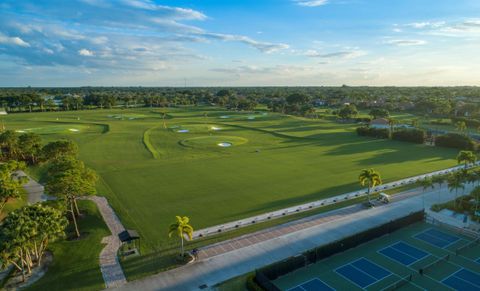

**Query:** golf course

left=3, top=106, right=458, bottom=253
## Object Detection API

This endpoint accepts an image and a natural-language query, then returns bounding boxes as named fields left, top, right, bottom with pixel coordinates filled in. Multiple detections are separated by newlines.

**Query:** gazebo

left=118, top=229, right=140, bottom=257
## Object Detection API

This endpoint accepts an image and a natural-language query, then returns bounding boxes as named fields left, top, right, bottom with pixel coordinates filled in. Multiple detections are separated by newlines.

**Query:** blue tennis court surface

left=335, top=258, right=391, bottom=288
left=287, top=278, right=335, bottom=291
left=379, top=241, right=428, bottom=266
left=443, top=268, right=480, bottom=290
left=414, top=228, right=460, bottom=248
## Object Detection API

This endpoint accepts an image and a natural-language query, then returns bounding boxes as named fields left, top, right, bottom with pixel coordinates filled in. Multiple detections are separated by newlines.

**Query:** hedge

left=435, top=133, right=476, bottom=150
left=392, top=129, right=426, bottom=144
left=356, top=127, right=390, bottom=139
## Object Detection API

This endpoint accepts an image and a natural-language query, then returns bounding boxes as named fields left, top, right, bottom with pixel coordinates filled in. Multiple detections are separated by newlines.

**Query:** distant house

left=370, top=118, right=389, bottom=129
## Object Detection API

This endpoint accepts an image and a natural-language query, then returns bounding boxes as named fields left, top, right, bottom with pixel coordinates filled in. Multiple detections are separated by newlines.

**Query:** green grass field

left=4, top=107, right=458, bottom=255
left=273, top=222, right=480, bottom=291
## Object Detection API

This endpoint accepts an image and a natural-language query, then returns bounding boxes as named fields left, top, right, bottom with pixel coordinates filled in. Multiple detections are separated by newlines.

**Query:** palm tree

left=457, top=150, right=477, bottom=170
left=419, top=177, right=434, bottom=209
left=448, top=173, right=465, bottom=210
left=471, top=186, right=480, bottom=215
left=168, top=216, right=194, bottom=256
left=456, top=121, right=467, bottom=135
left=359, top=169, right=382, bottom=205
left=388, top=118, right=398, bottom=135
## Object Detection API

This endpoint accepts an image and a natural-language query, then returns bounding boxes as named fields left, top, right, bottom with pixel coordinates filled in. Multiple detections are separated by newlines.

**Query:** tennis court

left=273, top=222, right=480, bottom=290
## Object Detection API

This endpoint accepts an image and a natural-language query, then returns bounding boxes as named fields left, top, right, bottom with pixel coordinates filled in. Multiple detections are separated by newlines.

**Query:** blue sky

left=0, top=0, right=479, bottom=86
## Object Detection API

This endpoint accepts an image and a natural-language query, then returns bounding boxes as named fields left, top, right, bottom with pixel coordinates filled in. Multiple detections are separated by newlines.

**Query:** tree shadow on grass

left=225, top=182, right=359, bottom=219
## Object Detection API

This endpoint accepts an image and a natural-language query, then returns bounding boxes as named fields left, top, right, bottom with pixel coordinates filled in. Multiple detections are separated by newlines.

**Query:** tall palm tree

left=471, top=186, right=480, bottom=215
left=168, top=216, right=194, bottom=256
left=419, top=177, right=434, bottom=209
left=359, top=169, right=382, bottom=205
left=456, top=121, right=467, bottom=135
left=457, top=150, right=477, bottom=170
left=448, top=173, right=465, bottom=210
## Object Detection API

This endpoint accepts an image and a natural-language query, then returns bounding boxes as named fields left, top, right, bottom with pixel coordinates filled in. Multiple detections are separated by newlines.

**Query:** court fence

left=254, top=211, right=424, bottom=291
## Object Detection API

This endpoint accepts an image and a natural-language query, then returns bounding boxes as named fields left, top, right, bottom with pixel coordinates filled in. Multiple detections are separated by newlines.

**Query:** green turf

left=273, top=222, right=480, bottom=291
left=4, top=107, right=458, bottom=255
left=25, top=200, right=110, bottom=291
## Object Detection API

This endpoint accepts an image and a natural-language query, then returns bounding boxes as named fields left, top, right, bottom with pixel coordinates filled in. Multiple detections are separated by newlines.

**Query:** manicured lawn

left=4, top=107, right=458, bottom=257
left=25, top=200, right=109, bottom=291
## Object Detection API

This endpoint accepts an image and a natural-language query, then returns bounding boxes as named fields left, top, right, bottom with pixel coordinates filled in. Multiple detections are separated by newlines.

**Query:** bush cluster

left=451, top=117, right=480, bottom=128
left=392, top=129, right=426, bottom=144
left=356, top=127, right=389, bottom=139
left=435, top=133, right=476, bottom=150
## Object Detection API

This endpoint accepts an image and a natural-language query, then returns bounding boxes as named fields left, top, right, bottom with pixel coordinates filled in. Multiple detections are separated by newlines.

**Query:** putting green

left=14, top=124, right=93, bottom=134
left=179, top=135, right=248, bottom=148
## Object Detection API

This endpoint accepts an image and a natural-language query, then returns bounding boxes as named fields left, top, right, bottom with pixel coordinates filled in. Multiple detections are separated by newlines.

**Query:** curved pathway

left=84, top=196, right=127, bottom=288
left=18, top=172, right=127, bottom=289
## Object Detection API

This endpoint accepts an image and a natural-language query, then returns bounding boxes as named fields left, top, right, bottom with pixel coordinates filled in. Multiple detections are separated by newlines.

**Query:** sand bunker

left=211, top=126, right=221, bottom=131
left=69, top=129, right=80, bottom=132
left=219, top=115, right=230, bottom=119
left=177, top=129, right=189, bottom=133
left=217, top=142, right=232, bottom=147
left=247, top=116, right=256, bottom=120
left=15, top=130, right=26, bottom=133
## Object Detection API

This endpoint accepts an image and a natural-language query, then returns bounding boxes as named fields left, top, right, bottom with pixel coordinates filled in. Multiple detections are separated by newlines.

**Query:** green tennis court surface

left=274, top=222, right=480, bottom=290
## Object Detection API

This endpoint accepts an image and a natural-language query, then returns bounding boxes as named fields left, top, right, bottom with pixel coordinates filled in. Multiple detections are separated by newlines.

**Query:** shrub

left=435, top=133, right=476, bottom=150
left=451, top=117, right=480, bottom=129
left=356, top=127, right=389, bottom=139
left=246, top=275, right=265, bottom=291
left=392, top=129, right=426, bottom=144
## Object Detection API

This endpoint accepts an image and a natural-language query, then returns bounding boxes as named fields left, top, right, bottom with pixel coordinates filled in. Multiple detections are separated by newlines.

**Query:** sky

left=0, top=0, right=480, bottom=87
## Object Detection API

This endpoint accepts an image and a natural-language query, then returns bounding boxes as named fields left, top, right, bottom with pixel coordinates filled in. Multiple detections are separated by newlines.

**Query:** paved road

left=114, top=184, right=472, bottom=291
left=16, top=170, right=49, bottom=204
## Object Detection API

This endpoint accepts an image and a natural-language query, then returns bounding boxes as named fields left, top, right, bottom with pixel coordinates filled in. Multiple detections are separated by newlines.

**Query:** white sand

left=247, top=116, right=255, bottom=120
left=211, top=126, right=221, bottom=131
left=219, top=115, right=230, bottom=119
left=69, top=128, right=80, bottom=132
left=217, top=142, right=232, bottom=147
left=177, top=129, right=189, bottom=133
left=15, top=130, right=26, bottom=133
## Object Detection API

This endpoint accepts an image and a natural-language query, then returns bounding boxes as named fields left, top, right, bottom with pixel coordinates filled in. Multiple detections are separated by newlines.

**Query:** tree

left=168, top=216, right=194, bottom=256
left=419, top=177, right=434, bottom=208
left=338, top=104, right=358, bottom=120
left=388, top=118, right=398, bottom=134
left=359, top=168, right=382, bottom=204
left=471, top=186, right=480, bottom=216
left=369, top=108, right=389, bottom=119
left=18, top=133, right=42, bottom=164
left=42, top=140, right=78, bottom=161
left=419, top=177, right=434, bottom=192
left=457, top=150, right=477, bottom=169
left=0, top=130, right=20, bottom=160
left=456, top=121, right=467, bottom=134
left=448, top=172, right=465, bottom=210
left=46, top=163, right=98, bottom=238
left=0, top=204, right=67, bottom=281
left=0, top=161, right=28, bottom=215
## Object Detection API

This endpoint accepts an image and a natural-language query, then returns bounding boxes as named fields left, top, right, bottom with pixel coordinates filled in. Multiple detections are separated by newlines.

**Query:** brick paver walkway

left=85, top=196, right=127, bottom=288
left=199, top=204, right=363, bottom=259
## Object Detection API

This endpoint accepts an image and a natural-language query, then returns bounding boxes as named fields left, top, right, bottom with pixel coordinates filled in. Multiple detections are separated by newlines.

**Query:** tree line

left=0, top=131, right=98, bottom=282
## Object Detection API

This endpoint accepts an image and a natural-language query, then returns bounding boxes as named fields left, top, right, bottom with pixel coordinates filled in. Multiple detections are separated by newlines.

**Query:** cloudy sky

left=1, top=0, right=480, bottom=86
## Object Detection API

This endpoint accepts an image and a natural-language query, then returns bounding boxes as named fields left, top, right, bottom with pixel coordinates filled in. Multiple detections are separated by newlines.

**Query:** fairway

left=4, top=107, right=458, bottom=251
left=273, top=222, right=480, bottom=290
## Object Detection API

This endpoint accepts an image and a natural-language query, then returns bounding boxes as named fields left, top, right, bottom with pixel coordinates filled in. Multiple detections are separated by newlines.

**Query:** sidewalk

left=114, top=185, right=466, bottom=291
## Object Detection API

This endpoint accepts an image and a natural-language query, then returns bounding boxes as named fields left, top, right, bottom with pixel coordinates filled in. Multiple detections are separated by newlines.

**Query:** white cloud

left=78, top=49, right=94, bottom=56
left=201, top=33, right=289, bottom=53
left=0, top=33, right=30, bottom=47
left=294, top=0, right=329, bottom=7
left=386, top=39, right=427, bottom=46
left=305, top=49, right=366, bottom=59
